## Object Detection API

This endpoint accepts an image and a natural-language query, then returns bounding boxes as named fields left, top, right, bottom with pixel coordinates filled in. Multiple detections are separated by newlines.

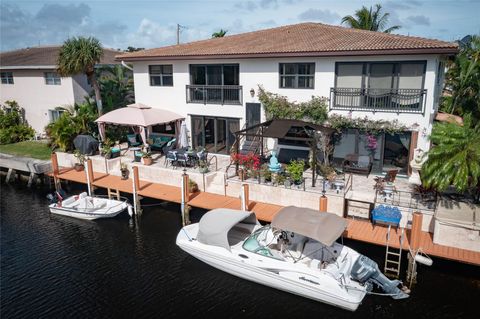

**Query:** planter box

left=433, top=201, right=480, bottom=252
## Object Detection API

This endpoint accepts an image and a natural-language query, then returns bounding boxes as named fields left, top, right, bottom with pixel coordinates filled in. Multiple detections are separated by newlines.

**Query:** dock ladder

left=384, top=224, right=405, bottom=278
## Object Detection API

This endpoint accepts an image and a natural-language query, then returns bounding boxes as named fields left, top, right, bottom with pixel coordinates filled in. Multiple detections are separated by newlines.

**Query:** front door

left=245, top=103, right=261, bottom=140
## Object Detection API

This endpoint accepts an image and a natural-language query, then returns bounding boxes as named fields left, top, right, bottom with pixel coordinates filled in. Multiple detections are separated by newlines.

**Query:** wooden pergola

left=234, top=119, right=335, bottom=187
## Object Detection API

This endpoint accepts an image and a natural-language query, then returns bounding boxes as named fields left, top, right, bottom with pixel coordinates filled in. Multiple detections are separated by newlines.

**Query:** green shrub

left=0, top=101, right=35, bottom=144
left=286, top=160, right=305, bottom=183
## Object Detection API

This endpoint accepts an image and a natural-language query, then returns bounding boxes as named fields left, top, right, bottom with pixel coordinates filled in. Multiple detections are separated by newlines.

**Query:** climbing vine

left=257, top=86, right=410, bottom=135
left=257, top=86, right=328, bottom=124
left=327, top=114, right=409, bottom=135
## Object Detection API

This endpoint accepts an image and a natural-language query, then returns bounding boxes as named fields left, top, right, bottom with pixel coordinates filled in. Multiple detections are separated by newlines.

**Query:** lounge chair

left=148, top=133, right=174, bottom=153
left=126, top=134, right=141, bottom=147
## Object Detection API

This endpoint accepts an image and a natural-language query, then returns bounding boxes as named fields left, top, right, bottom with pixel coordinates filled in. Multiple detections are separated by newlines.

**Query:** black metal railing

left=330, top=88, right=426, bottom=113
left=186, top=85, right=242, bottom=105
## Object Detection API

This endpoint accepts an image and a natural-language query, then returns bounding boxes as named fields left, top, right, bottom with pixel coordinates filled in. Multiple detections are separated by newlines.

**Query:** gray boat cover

left=271, top=206, right=347, bottom=246
left=73, top=135, right=99, bottom=155
left=197, top=209, right=259, bottom=251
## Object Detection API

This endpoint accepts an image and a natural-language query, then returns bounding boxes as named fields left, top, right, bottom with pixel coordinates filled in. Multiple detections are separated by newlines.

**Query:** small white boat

left=49, top=192, right=131, bottom=220
left=177, top=206, right=409, bottom=311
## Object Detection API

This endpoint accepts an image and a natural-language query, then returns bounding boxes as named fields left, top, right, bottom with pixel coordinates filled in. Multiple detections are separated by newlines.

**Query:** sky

left=1, top=0, right=479, bottom=52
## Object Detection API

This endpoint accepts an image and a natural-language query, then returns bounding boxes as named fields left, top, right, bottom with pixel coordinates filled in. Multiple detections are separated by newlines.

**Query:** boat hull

left=49, top=195, right=128, bottom=220
left=177, top=226, right=365, bottom=311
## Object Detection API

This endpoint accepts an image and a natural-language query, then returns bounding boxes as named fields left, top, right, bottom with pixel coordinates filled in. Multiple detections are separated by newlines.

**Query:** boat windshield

left=242, top=227, right=281, bottom=259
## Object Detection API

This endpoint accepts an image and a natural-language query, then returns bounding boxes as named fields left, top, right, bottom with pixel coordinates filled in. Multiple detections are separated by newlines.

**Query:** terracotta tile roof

left=117, top=23, right=457, bottom=61
left=0, top=46, right=121, bottom=68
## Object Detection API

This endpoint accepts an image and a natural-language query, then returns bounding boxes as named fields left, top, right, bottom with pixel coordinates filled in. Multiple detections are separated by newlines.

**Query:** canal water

left=1, top=183, right=478, bottom=318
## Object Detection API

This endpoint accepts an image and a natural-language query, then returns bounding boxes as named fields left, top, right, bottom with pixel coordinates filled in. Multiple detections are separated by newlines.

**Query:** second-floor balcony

left=186, top=85, right=243, bottom=105
left=330, top=88, right=427, bottom=114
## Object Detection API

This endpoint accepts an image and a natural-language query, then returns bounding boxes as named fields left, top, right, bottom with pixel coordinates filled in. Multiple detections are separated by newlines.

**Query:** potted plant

left=188, top=179, right=199, bottom=193
left=73, top=150, right=86, bottom=171
left=101, top=138, right=114, bottom=159
left=141, top=151, right=153, bottom=165
left=287, top=160, right=305, bottom=186
left=198, top=159, right=209, bottom=174
left=120, top=163, right=129, bottom=180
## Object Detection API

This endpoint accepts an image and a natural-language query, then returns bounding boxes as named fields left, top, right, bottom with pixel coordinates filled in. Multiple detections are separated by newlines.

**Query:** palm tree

left=57, top=37, right=105, bottom=115
left=441, top=35, right=480, bottom=119
left=421, top=117, right=480, bottom=198
left=341, top=4, right=400, bottom=33
left=212, top=29, right=228, bottom=38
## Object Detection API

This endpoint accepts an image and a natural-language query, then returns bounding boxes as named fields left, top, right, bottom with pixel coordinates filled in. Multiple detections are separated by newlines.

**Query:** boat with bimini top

left=176, top=206, right=409, bottom=311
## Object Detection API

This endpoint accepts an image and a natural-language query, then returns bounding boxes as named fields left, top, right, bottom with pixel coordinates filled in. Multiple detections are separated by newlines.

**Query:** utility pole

left=177, top=24, right=180, bottom=45
left=176, top=24, right=186, bottom=45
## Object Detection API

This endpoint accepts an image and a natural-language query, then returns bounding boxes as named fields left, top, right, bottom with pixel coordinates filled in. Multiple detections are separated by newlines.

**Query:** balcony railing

left=330, top=88, right=426, bottom=114
left=186, top=85, right=242, bottom=105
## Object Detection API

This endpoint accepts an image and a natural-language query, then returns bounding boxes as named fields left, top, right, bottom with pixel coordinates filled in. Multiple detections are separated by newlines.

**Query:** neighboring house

left=0, top=46, right=120, bottom=134
left=117, top=22, right=457, bottom=175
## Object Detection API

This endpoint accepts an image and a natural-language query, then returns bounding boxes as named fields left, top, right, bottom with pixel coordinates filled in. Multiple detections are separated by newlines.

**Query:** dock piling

left=85, top=159, right=94, bottom=196
left=241, top=183, right=250, bottom=211
left=51, top=153, right=60, bottom=191
left=181, top=170, right=190, bottom=226
left=319, top=195, right=328, bottom=212
left=132, top=166, right=141, bottom=216
left=406, top=212, right=423, bottom=287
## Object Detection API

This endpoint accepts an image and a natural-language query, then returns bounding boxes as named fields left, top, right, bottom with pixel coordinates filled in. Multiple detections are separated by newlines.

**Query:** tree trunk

left=88, top=74, right=103, bottom=115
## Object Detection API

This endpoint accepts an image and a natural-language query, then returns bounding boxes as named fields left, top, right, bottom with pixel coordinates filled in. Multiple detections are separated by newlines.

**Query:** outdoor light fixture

left=322, top=179, right=326, bottom=196
left=421, top=127, right=428, bottom=137
left=250, top=88, right=255, bottom=97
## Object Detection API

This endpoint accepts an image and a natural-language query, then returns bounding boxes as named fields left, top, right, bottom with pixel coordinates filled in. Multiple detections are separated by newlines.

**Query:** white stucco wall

left=132, top=54, right=444, bottom=152
left=0, top=69, right=89, bottom=133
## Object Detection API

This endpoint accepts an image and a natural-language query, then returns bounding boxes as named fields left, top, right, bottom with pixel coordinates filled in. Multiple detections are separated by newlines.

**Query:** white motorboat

left=176, top=206, right=409, bottom=311
left=49, top=192, right=131, bottom=220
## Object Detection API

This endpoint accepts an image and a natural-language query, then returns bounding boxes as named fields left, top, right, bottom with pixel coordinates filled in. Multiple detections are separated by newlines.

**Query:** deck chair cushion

left=127, top=135, right=137, bottom=144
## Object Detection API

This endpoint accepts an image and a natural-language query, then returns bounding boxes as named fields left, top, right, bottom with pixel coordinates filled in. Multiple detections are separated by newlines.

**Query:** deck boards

left=51, top=167, right=480, bottom=266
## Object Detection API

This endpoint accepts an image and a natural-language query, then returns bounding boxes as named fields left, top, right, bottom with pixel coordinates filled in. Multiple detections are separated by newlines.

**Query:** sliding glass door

left=191, top=116, right=240, bottom=154
left=332, top=129, right=411, bottom=174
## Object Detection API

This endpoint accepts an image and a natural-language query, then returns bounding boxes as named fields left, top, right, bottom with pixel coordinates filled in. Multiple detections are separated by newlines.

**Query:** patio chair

left=342, top=154, right=373, bottom=177
left=161, top=138, right=177, bottom=155
left=126, top=134, right=141, bottom=147
left=149, top=133, right=174, bottom=153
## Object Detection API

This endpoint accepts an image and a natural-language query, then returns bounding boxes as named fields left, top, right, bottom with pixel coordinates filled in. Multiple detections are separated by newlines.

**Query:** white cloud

left=406, top=15, right=431, bottom=26
left=298, top=9, right=341, bottom=24
left=0, top=2, right=127, bottom=51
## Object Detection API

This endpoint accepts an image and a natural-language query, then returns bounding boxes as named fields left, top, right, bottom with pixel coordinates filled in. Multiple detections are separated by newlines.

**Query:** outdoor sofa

left=342, top=153, right=373, bottom=177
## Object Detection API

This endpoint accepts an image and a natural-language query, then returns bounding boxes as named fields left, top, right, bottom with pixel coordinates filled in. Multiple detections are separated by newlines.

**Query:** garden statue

left=409, top=148, right=427, bottom=185
left=268, top=151, right=281, bottom=173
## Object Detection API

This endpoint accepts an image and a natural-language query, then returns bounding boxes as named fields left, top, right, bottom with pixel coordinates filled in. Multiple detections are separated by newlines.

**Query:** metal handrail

left=330, top=87, right=426, bottom=114
left=208, top=154, right=218, bottom=172
left=186, top=84, right=242, bottom=105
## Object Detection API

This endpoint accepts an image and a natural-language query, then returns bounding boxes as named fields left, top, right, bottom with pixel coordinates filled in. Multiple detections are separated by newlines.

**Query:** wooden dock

left=50, top=162, right=480, bottom=266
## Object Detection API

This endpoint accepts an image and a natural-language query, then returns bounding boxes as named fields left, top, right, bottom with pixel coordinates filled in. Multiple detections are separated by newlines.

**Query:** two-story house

left=0, top=46, right=120, bottom=134
left=117, top=22, right=457, bottom=175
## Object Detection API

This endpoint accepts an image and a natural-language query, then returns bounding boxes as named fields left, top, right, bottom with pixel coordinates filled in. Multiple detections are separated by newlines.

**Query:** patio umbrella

left=95, top=103, right=184, bottom=144
left=178, top=121, right=189, bottom=148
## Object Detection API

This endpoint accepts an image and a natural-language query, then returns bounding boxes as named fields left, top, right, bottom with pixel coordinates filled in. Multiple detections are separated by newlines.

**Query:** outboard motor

left=46, top=189, right=67, bottom=204
left=351, top=255, right=409, bottom=299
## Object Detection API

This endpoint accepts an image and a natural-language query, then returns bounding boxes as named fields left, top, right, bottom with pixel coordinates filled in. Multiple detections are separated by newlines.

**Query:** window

left=149, top=65, right=173, bottom=86
left=335, top=61, right=426, bottom=90
left=279, top=63, right=315, bottom=89
left=1, top=72, right=14, bottom=84
left=190, top=64, right=239, bottom=85
left=48, top=109, right=64, bottom=122
left=44, top=72, right=61, bottom=85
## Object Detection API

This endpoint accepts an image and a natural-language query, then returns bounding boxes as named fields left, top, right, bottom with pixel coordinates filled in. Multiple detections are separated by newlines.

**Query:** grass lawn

left=0, top=140, right=52, bottom=160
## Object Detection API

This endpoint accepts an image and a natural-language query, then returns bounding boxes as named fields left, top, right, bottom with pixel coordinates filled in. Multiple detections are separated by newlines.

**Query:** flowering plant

left=231, top=153, right=261, bottom=171
left=366, top=134, right=378, bottom=151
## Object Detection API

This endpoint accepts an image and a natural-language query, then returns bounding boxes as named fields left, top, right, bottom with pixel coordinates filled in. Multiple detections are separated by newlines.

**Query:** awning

left=95, top=103, right=184, bottom=127
left=197, top=209, right=259, bottom=251
left=271, top=206, right=347, bottom=246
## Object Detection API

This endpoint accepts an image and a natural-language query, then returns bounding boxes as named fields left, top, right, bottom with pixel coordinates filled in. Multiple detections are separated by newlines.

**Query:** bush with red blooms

left=231, top=152, right=261, bottom=171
